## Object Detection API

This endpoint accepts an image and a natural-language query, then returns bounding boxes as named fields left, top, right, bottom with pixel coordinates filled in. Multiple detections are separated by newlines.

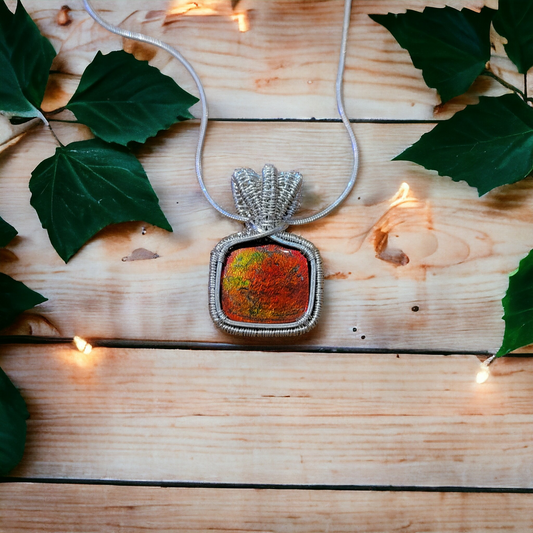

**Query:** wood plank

left=16, top=0, right=514, bottom=121
left=2, top=121, right=533, bottom=351
left=1, top=483, right=533, bottom=532
left=2, top=346, right=533, bottom=486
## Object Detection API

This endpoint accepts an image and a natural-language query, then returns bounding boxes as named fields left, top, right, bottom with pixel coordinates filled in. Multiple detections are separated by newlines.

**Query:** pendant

left=209, top=164, right=323, bottom=337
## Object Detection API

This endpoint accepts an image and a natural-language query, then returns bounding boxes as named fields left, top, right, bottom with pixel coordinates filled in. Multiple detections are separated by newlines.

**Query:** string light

left=389, top=182, right=410, bottom=208
left=167, top=1, right=250, bottom=32
left=167, top=2, right=214, bottom=16
left=476, top=355, right=496, bottom=384
left=73, top=336, right=93, bottom=355
left=232, top=12, right=250, bottom=32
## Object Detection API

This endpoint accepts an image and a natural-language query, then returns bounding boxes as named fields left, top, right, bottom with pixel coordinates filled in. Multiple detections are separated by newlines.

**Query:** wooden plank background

left=2, top=346, right=533, bottom=487
left=2, top=0, right=533, bottom=531
left=2, top=484, right=533, bottom=532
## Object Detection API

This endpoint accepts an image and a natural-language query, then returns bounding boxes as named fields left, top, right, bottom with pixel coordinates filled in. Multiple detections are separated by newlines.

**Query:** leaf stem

left=47, top=123, right=63, bottom=147
left=482, top=69, right=526, bottom=100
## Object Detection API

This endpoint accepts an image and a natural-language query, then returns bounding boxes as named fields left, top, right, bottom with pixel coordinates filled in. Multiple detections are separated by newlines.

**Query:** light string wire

left=82, top=0, right=359, bottom=226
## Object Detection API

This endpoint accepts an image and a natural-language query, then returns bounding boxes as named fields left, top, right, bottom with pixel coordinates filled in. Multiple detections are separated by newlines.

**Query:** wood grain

left=2, top=345, right=533, bottom=487
left=1, top=483, right=533, bottom=532
left=2, top=121, right=533, bottom=351
left=13, top=0, right=518, bottom=121
left=2, top=2, right=531, bottom=529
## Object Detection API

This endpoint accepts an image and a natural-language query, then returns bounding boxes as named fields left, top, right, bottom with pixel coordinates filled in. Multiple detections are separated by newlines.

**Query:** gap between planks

left=3, top=478, right=533, bottom=494
left=208, top=118, right=441, bottom=124
left=0, top=336, right=501, bottom=356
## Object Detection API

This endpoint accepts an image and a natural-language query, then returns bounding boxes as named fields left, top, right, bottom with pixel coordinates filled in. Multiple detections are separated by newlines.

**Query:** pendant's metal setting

left=209, top=165, right=323, bottom=337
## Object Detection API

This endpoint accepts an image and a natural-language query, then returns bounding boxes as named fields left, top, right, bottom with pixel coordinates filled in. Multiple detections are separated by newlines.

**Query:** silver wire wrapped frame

left=209, top=231, right=323, bottom=337
left=209, top=165, right=323, bottom=337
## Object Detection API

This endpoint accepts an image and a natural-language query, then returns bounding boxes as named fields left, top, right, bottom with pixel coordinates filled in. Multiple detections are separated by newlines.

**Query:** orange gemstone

left=221, top=244, right=310, bottom=324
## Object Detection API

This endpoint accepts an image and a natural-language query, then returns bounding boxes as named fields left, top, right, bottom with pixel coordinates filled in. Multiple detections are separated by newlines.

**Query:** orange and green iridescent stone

left=221, top=244, right=310, bottom=324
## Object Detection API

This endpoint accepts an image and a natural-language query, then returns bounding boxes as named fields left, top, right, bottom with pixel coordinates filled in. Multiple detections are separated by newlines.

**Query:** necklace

left=84, top=0, right=359, bottom=337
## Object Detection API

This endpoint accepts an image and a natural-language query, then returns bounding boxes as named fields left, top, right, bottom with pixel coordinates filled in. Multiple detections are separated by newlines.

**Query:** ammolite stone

left=221, top=243, right=310, bottom=324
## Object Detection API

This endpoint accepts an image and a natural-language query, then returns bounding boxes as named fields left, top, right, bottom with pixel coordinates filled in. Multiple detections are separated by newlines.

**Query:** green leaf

left=30, top=139, right=173, bottom=262
left=0, top=216, right=17, bottom=247
left=0, top=0, right=56, bottom=118
left=0, top=272, right=47, bottom=330
left=493, top=0, right=533, bottom=74
left=66, top=51, right=199, bottom=145
left=0, top=366, right=28, bottom=475
left=497, top=249, right=533, bottom=356
left=395, top=94, right=533, bottom=196
left=370, top=7, right=494, bottom=102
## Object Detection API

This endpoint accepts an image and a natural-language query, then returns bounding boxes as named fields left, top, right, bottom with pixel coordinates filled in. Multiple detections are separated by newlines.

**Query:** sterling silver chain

left=83, top=0, right=358, bottom=226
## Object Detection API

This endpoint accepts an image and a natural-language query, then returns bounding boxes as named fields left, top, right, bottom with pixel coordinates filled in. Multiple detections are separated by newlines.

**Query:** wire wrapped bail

left=231, top=164, right=302, bottom=234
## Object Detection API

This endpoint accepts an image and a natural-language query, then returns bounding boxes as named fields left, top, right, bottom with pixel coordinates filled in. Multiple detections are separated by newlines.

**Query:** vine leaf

left=0, top=272, right=47, bottom=330
left=0, top=270, right=44, bottom=473
left=370, top=7, right=494, bottom=102
left=493, top=0, right=533, bottom=74
left=497, top=250, right=533, bottom=356
left=0, top=216, right=17, bottom=247
left=66, top=51, right=199, bottom=145
left=395, top=94, right=533, bottom=196
left=0, top=366, right=29, bottom=475
left=29, top=139, right=173, bottom=262
left=0, top=0, right=56, bottom=119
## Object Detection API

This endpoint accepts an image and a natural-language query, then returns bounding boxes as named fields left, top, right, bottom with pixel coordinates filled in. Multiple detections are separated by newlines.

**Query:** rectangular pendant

left=209, top=231, right=323, bottom=337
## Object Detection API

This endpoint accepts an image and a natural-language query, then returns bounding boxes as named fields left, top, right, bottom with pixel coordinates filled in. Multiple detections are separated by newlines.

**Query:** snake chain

left=82, top=0, right=359, bottom=226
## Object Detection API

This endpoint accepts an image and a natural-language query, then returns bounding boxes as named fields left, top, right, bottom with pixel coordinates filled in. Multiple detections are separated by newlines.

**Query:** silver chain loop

left=82, top=0, right=358, bottom=226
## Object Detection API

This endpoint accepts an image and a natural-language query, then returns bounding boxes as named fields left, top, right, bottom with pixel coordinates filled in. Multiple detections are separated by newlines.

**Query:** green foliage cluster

left=371, top=0, right=533, bottom=357
left=2, top=0, right=198, bottom=264
left=0, top=0, right=198, bottom=474
left=0, top=221, right=38, bottom=475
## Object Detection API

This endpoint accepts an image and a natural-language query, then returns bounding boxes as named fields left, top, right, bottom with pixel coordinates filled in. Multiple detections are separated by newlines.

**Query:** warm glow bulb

left=389, top=182, right=411, bottom=208
left=476, top=364, right=490, bottom=384
left=73, top=335, right=93, bottom=355
left=232, top=12, right=250, bottom=32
